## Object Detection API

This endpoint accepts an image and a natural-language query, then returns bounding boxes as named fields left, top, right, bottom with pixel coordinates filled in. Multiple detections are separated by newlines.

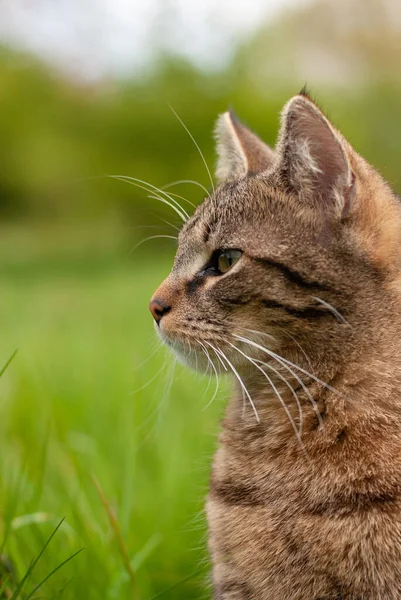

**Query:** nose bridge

left=149, top=276, right=180, bottom=323
left=151, top=276, right=178, bottom=307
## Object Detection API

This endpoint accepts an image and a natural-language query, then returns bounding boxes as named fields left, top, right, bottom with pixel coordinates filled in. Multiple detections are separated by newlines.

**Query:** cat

left=149, top=90, right=401, bottom=599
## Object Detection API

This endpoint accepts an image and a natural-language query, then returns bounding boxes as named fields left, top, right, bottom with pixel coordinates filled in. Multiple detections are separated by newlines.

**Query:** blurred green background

left=0, top=0, right=400, bottom=597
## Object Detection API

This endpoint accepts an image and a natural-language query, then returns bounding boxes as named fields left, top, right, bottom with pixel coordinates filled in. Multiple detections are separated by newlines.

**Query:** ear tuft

left=276, top=94, right=354, bottom=216
left=214, top=111, right=276, bottom=184
left=299, top=84, right=311, bottom=98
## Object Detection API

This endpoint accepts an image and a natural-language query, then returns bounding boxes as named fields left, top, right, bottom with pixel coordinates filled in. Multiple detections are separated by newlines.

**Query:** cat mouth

left=159, top=331, right=212, bottom=373
left=155, top=321, right=259, bottom=376
left=155, top=321, right=221, bottom=373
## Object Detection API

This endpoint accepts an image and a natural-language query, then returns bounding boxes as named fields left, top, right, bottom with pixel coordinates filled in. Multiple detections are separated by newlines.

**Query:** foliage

left=1, top=25, right=401, bottom=231
left=0, top=233, right=226, bottom=598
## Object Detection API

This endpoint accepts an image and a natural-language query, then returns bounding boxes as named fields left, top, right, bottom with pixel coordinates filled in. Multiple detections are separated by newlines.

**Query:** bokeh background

left=0, top=0, right=400, bottom=598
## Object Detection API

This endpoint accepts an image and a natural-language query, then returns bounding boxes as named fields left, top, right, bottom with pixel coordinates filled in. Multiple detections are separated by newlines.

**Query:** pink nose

left=149, top=298, right=171, bottom=324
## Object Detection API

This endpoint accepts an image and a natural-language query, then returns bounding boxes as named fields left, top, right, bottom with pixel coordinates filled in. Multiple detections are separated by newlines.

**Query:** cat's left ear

left=276, top=93, right=355, bottom=217
left=215, top=110, right=276, bottom=184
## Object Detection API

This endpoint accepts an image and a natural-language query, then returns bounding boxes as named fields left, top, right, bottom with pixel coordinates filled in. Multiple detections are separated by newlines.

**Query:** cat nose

left=149, top=298, right=171, bottom=325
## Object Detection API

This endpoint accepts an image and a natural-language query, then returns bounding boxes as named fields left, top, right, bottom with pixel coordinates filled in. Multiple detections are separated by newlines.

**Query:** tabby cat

left=149, top=91, right=401, bottom=599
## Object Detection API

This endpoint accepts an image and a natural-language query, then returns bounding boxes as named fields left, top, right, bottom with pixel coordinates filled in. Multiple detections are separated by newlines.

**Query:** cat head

left=149, top=91, right=401, bottom=375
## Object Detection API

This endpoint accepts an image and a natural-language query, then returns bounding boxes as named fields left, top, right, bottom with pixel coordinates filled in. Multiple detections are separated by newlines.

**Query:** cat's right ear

left=214, top=111, right=276, bottom=184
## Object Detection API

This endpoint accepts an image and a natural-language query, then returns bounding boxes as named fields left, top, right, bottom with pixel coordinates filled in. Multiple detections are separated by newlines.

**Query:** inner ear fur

left=215, top=110, right=276, bottom=184
left=276, top=93, right=355, bottom=217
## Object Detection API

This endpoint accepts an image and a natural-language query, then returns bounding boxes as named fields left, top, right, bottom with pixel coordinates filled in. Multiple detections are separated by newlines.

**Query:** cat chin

left=173, top=347, right=211, bottom=374
left=156, top=326, right=225, bottom=375
left=165, top=338, right=212, bottom=374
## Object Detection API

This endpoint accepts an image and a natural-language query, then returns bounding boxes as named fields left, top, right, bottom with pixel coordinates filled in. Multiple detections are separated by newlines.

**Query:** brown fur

left=150, top=92, right=401, bottom=599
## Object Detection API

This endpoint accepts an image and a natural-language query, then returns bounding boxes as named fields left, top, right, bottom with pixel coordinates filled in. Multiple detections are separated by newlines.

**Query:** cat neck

left=226, top=316, right=401, bottom=446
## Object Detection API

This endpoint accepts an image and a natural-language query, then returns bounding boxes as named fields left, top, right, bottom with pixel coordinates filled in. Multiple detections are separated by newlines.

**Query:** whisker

left=162, top=179, right=210, bottom=197
left=109, top=175, right=189, bottom=221
left=135, top=341, right=181, bottom=447
left=253, top=357, right=309, bottom=438
left=281, top=330, right=316, bottom=375
left=238, top=326, right=315, bottom=376
left=117, top=175, right=190, bottom=216
left=198, top=341, right=221, bottom=412
left=241, top=386, right=246, bottom=418
left=147, top=193, right=191, bottom=221
left=129, top=234, right=177, bottom=253
left=156, top=217, right=181, bottom=234
left=165, top=190, right=197, bottom=210
left=129, top=354, right=169, bottom=395
left=156, top=357, right=177, bottom=431
left=75, top=173, right=196, bottom=215
left=130, top=224, right=175, bottom=232
left=206, top=342, right=260, bottom=423
left=194, top=340, right=199, bottom=372
left=253, top=357, right=302, bottom=414
left=199, top=349, right=213, bottom=396
left=206, top=342, right=228, bottom=372
left=197, top=340, right=214, bottom=378
left=233, top=334, right=325, bottom=428
left=227, top=341, right=303, bottom=443
left=234, top=326, right=277, bottom=344
left=311, top=296, right=349, bottom=325
left=168, top=103, right=216, bottom=195
left=132, top=337, right=162, bottom=371
left=233, top=333, right=341, bottom=397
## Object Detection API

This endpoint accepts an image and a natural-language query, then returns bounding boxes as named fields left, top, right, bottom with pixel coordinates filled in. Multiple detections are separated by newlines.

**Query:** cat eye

left=217, top=249, right=242, bottom=274
left=200, top=249, right=243, bottom=277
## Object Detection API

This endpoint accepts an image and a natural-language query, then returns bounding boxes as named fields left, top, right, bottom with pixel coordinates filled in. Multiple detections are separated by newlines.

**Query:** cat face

left=150, top=92, right=401, bottom=375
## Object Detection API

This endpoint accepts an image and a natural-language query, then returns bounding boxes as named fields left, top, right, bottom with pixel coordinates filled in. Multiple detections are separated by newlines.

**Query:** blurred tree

left=236, top=0, right=401, bottom=88
left=0, top=0, right=400, bottom=231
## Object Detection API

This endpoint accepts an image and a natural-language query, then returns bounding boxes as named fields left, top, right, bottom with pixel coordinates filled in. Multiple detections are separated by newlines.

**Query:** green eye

left=201, top=249, right=243, bottom=277
left=217, top=249, right=242, bottom=274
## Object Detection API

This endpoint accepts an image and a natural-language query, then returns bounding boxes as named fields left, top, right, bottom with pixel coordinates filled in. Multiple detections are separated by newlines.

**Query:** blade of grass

left=0, top=350, right=17, bottom=378
left=149, top=569, right=203, bottom=600
left=91, top=475, right=139, bottom=599
left=131, top=533, right=162, bottom=571
left=10, top=518, right=65, bottom=600
left=53, top=576, right=75, bottom=599
left=24, top=548, right=83, bottom=600
left=0, top=351, right=19, bottom=573
left=32, top=418, right=52, bottom=507
left=0, top=467, right=27, bottom=556
left=0, top=574, right=12, bottom=599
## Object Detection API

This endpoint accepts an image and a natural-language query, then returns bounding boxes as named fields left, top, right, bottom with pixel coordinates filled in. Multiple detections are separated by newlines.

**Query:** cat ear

left=214, top=110, right=276, bottom=184
left=276, top=93, right=355, bottom=217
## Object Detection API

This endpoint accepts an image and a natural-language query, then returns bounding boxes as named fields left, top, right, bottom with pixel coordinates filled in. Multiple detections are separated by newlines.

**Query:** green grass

left=0, top=230, right=227, bottom=599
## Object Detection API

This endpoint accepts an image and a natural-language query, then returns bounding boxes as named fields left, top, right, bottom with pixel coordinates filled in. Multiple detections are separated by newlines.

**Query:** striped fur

left=150, top=92, right=401, bottom=598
